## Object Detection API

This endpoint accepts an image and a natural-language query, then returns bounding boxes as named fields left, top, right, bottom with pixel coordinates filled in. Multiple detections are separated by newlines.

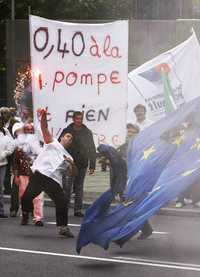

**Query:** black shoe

left=21, top=212, right=29, bottom=225
left=0, top=214, right=8, bottom=218
left=74, top=212, right=84, bottom=217
left=137, top=230, right=153, bottom=240
left=58, top=226, right=74, bottom=238
left=35, top=220, right=44, bottom=227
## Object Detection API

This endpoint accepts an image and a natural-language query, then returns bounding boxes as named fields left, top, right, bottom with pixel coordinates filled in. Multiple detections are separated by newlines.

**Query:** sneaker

left=35, top=220, right=44, bottom=227
left=0, top=214, right=8, bottom=218
left=10, top=211, right=17, bottom=217
left=137, top=230, right=153, bottom=240
left=74, top=212, right=84, bottom=217
left=58, top=226, right=74, bottom=238
left=175, top=202, right=184, bottom=208
left=21, top=212, right=29, bottom=225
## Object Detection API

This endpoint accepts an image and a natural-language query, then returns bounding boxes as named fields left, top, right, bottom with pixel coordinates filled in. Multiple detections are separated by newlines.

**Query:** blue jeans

left=0, top=165, right=7, bottom=215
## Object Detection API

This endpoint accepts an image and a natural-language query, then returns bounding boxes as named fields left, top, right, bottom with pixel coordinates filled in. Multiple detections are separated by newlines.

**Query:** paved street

left=1, top=204, right=200, bottom=277
left=83, top=163, right=110, bottom=202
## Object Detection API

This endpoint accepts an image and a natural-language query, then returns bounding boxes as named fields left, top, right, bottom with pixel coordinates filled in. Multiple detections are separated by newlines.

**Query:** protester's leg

left=0, top=165, right=7, bottom=216
left=42, top=175, right=73, bottom=237
left=74, top=167, right=87, bottom=216
left=101, top=162, right=107, bottom=172
left=17, top=175, right=42, bottom=224
left=44, top=179, right=68, bottom=226
left=32, top=192, right=44, bottom=224
left=18, top=175, right=29, bottom=198
left=137, top=220, right=153, bottom=240
left=3, top=161, right=12, bottom=194
left=141, top=221, right=153, bottom=235
left=62, top=173, right=73, bottom=208
left=10, top=178, right=19, bottom=216
left=21, top=172, right=43, bottom=225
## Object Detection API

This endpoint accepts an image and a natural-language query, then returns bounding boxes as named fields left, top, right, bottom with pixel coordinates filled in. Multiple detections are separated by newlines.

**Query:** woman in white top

left=0, top=117, right=15, bottom=217
left=21, top=108, right=76, bottom=238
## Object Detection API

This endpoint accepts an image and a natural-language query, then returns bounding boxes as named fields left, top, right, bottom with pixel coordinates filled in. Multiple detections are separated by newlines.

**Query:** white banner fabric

left=127, top=31, right=200, bottom=123
left=30, top=15, right=128, bottom=147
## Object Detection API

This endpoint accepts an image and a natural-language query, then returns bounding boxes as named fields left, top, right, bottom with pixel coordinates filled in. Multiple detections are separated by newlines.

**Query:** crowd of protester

left=0, top=106, right=96, bottom=237
left=0, top=104, right=199, bottom=241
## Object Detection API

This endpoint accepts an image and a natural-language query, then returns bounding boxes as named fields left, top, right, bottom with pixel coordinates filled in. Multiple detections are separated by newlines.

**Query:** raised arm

left=37, top=108, right=53, bottom=144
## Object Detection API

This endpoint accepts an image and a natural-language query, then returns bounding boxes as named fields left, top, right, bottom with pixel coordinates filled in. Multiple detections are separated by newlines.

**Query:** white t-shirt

left=136, top=118, right=153, bottom=131
left=31, top=139, right=73, bottom=185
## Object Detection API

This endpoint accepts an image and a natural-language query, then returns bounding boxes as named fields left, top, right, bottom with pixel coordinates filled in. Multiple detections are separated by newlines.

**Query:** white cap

left=12, top=122, right=24, bottom=137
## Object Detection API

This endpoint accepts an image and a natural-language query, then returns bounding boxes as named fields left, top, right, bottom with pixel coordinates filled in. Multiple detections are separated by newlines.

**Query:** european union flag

left=76, top=97, right=200, bottom=253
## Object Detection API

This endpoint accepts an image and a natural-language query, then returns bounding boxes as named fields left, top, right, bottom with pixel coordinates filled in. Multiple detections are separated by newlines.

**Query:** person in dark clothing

left=118, top=123, right=153, bottom=240
left=98, top=144, right=127, bottom=200
left=59, top=111, right=96, bottom=217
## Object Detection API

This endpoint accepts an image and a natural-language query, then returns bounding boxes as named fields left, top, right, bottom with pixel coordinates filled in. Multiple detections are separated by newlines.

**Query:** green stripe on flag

left=161, top=70, right=177, bottom=113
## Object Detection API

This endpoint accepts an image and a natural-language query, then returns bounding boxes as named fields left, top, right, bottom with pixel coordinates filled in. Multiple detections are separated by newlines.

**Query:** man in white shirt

left=21, top=108, right=76, bottom=238
left=134, top=104, right=153, bottom=131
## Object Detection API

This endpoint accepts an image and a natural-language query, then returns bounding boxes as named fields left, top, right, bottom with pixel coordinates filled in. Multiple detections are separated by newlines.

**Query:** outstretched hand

left=37, top=107, right=51, bottom=121
left=37, top=107, right=47, bottom=118
left=37, top=107, right=53, bottom=144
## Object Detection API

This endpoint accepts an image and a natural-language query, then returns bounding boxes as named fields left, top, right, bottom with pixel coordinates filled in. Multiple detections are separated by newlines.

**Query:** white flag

left=128, top=31, right=200, bottom=123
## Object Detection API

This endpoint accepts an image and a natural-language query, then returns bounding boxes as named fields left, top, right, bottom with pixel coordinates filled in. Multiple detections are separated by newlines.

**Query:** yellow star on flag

left=191, top=138, right=200, bottom=151
left=122, top=199, right=135, bottom=207
left=182, top=168, right=197, bottom=177
left=172, top=134, right=185, bottom=147
left=141, top=145, right=156, bottom=160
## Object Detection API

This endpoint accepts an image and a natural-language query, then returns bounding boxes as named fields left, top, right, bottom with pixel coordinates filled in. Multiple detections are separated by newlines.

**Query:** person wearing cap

left=21, top=108, right=76, bottom=238
left=0, top=113, right=15, bottom=218
left=12, top=122, right=44, bottom=226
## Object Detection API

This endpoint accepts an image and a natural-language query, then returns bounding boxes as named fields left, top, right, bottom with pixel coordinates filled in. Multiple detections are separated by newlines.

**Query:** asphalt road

left=1, top=204, right=200, bottom=277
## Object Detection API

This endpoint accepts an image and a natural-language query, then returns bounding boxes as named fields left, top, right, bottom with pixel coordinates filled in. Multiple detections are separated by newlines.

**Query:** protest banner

left=30, top=15, right=128, bottom=146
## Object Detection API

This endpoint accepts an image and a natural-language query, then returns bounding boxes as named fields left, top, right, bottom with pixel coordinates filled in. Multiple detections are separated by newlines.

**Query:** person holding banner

left=21, top=108, right=76, bottom=238
left=60, top=111, right=96, bottom=217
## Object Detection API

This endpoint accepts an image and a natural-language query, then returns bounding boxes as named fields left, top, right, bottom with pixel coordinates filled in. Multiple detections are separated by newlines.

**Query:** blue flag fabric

left=76, top=97, right=200, bottom=253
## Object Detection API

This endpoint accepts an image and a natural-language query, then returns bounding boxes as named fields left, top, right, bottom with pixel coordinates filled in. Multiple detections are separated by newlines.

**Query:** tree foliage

left=0, top=0, right=132, bottom=20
